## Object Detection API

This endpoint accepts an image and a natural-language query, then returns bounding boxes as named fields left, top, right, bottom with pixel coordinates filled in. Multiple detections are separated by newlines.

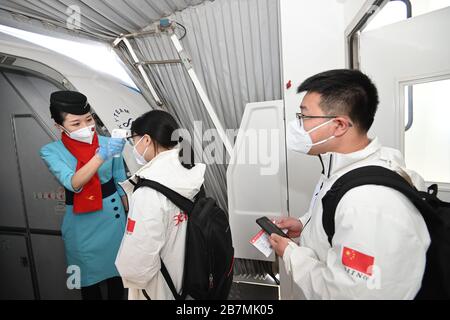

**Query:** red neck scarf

left=61, top=132, right=102, bottom=214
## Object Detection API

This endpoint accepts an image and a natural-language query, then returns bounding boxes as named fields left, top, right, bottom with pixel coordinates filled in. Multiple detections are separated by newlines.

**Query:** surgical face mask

left=133, top=136, right=149, bottom=165
left=63, top=125, right=95, bottom=144
left=286, top=118, right=336, bottom=154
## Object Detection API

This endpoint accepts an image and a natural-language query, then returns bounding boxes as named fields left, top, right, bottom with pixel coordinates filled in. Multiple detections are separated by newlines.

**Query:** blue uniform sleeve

left=112, top=155, right=127, bottom=197
left=40, top=144, right=80, bottom=193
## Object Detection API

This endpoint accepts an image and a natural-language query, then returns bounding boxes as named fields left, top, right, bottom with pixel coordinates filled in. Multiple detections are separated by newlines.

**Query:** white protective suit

left=283, top=137, right=431, bottom=300
left=115, top=148, right=206, bottom=300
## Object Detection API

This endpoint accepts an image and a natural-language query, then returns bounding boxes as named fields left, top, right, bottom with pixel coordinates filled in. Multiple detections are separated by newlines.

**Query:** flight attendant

left=40, top=91, right=128, bottom=300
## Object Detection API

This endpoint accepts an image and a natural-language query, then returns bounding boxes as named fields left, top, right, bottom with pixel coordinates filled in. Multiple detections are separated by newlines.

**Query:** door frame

left=396, top=70, right=450, bottom=192
left=348, top=4, right=450, bottom=194
left=0, top=63, right=69, bottom=300
left=345, top=0, right=412, bottom=69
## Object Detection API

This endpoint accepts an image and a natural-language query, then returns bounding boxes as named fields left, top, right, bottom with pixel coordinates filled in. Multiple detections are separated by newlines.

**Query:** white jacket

left=283, top=137, right=430, bottom=300
left=115, top=149, right=206, bottom=300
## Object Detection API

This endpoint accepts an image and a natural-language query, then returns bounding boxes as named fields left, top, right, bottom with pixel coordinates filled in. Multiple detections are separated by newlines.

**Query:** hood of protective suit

left=120, top=148, right=206, bottom=199
left=320, top=137, right=425, bottom=190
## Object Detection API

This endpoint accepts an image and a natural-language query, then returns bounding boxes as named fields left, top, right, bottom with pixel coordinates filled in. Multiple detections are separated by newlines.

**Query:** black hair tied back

left=178, top=137, right=195, bottom=170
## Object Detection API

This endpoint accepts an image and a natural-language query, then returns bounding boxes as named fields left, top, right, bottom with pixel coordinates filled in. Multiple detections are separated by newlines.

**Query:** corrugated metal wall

left=0, top=0, right=208, bottom=38
left=118, top=0, right=282, bottom=210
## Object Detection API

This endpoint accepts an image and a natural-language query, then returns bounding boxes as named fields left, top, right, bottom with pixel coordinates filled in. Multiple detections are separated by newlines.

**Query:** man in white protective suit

left=269, top=69, right=430, bottom=300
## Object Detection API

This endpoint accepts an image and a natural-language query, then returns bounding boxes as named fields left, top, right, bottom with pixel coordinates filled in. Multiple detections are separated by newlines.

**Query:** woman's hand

left=97, top=138, right=126, bottom=161
left=71, top=138, right=125, bottom=193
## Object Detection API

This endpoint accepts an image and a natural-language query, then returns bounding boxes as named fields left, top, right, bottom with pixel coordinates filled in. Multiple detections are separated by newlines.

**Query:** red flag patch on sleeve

left=126, top=218, right=136, bottom=234
left=342, top=247, right=375, bottom=276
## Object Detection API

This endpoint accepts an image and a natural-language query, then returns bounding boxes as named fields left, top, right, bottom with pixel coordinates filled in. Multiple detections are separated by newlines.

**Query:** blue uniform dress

left=40, top=135, right=127, bottom=287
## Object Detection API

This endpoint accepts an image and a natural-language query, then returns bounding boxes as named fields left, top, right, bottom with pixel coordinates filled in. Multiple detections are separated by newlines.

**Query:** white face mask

left=133, top=136, right=149, bottom=165
left=286, top=118, right=336, bottom=154
left=63, top=125, right=95, bottom=144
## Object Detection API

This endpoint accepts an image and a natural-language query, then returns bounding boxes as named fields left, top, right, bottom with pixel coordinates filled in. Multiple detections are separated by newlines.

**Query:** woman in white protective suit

left=115, top=110, right=206, bottom=300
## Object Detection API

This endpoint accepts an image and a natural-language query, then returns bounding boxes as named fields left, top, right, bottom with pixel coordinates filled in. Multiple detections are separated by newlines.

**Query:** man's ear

left=333, top=117, right=352, bottom=138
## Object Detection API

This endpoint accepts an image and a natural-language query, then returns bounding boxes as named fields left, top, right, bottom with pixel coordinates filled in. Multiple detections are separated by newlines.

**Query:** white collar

left=320, top=137, right=382, bottom=178
left=134, top=148, right=180, bottom=179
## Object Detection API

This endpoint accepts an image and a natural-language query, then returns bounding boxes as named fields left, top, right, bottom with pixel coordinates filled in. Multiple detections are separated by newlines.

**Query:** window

left=404, top=78, right=450, bottom=184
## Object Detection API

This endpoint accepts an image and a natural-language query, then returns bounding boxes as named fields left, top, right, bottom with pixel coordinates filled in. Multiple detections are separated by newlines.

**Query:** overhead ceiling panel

left=0, top=0, right=210, bottom=38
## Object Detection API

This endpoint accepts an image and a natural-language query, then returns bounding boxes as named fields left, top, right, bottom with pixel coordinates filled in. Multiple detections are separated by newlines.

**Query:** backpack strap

left=133, top=178, right=195, bottom=300
left=133, top=178, right=194, bottom=214
left=141, top=260, right=182, bottom=300
left=322, top=165, right=435, bottom=246
left=160, top=259, right=183, bottom=300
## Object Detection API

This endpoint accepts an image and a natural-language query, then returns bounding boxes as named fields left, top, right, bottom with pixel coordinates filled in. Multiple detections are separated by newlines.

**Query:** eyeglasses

left=126, top=134, right=140, bottom=146
left=296, top=112, right=337, bottom=127
left=295, top=113, right=353, bottom=128
left=296, top=112, right=337, bottom=120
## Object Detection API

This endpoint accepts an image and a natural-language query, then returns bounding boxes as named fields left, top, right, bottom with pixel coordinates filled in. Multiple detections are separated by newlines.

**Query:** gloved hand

left=97, top=138, right=126, bottom=161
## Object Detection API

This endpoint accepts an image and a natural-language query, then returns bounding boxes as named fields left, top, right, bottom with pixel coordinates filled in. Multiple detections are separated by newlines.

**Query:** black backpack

left=321, top=166, right=450, bottom=300
left=133, top=179, right=234, bottom=300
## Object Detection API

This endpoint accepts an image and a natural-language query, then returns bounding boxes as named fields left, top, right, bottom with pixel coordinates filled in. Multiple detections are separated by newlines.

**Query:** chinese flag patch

left=126, top=218, right=136, bottom=234
left=342, top=247, right=375, bottom=276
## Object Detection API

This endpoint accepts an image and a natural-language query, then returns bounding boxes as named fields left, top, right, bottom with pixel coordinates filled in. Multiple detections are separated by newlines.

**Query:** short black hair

left=50, top=109, right=67, bottom=125
left=297, top=69, right=379, bottom=132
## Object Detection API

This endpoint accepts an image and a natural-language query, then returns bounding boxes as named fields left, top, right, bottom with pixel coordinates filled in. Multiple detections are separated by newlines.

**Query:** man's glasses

left=295, top=113, right=353, bottom=128
left=296, top=112, right=337, bottom=127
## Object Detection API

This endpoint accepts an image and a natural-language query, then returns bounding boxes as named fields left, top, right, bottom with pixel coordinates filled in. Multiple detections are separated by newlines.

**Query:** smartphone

left=256, top=216, right=290, bottom=239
